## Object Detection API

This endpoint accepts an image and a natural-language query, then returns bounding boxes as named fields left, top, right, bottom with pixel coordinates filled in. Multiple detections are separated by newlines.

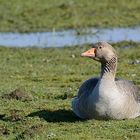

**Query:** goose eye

left=99, top=46, right=102, bottom=49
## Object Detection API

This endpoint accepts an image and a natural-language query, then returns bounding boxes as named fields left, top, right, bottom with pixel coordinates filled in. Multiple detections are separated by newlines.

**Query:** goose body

left=72, top=42, right=140, bottom=120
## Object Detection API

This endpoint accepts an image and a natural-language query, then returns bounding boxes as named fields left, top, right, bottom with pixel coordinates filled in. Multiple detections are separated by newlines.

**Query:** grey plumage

left=78, top=77, right=140, bottom=102
left=72, top=41, right=140, bottom=120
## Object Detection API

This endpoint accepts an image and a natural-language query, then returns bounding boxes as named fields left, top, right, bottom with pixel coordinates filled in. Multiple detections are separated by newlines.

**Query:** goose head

left=81, top=42, right=117, bottom=63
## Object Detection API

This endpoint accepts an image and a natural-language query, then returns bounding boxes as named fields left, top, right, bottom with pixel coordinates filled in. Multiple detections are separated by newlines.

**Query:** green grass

left=0, top=0, right=140, bottom=32
left=0, top=1, right=140, bottom=139
left=0, top=42, right=140, bottom=140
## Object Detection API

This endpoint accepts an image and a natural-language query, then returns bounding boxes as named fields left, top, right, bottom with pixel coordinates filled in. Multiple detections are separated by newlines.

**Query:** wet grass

left=0, top=0, right=140, bottom=32
left=0, top=42, right=140, bottom=139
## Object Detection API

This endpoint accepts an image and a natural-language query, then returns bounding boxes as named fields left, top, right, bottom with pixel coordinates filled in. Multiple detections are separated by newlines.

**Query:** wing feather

left=78, top=77, right=99, bottom=98
left=115, top=78, right=140, bottom=102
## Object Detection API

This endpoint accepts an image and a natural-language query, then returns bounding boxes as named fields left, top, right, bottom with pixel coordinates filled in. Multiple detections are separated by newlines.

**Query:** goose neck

left=100, top=57, right=117, bottom=79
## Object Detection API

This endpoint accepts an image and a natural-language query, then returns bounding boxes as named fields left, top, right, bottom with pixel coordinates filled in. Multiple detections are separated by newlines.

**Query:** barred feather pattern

left=101, top=56, right=117, bottom=76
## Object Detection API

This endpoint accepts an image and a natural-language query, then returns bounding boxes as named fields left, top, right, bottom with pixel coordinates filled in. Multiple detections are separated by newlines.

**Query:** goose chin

left=93, top=57, right=100, bottom=61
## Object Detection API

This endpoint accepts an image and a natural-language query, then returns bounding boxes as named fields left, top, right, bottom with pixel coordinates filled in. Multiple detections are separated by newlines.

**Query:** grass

left=0, top=0, right=140, bottom=32
left=0, top=42, right=140, bottom=140
left=0, top=1, right=140, bottom=139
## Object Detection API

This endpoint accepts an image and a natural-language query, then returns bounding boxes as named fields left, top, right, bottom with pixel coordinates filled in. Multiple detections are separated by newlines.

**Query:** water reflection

left=0, top=27, right=140, bottom=48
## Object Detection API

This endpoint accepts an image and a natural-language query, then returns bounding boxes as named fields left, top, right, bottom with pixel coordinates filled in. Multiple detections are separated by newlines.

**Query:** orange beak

left=81, top=48, right=96, bottom=58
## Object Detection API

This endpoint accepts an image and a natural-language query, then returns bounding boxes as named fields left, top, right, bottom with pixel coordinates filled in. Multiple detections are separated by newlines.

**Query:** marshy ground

left=0, top=42, right=140, bottom=139
left=0, top=0, right=140, bottom=139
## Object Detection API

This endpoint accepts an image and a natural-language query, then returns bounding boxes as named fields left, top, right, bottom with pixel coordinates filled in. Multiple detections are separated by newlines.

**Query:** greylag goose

left=72, top=42, right=140, bottom=120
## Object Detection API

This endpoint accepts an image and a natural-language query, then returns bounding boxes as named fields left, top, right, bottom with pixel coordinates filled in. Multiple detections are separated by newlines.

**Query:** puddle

left=0, top=27, right=140, bottom=48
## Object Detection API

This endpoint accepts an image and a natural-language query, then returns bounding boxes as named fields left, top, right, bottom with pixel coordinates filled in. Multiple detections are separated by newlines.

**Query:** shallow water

left=0, top=27, right=140, bottom=48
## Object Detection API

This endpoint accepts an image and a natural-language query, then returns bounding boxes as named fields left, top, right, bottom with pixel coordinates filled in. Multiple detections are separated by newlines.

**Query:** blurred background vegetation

left=0, top=0, right=140, bottom=32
